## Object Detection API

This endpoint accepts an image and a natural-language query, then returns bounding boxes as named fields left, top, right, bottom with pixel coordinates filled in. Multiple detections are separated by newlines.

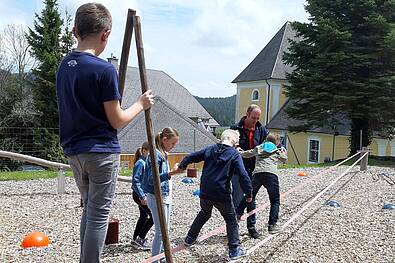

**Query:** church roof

left=232, top=22, right=298, bottom=83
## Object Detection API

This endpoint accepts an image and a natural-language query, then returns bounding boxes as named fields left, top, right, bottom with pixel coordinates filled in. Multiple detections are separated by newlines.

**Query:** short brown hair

left=266, top=133, right=280, bottom=145
left=74, top=3, right=112, bottom=40
left=246, top=104, right=261, bottom=114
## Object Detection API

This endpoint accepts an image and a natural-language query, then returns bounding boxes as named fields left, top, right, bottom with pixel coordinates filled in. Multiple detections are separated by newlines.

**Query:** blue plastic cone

left=326, top=200, right=341, bottom=208
left=181, top=177, right=194, bottom=184
left=383, top=203, right=395, bottom=210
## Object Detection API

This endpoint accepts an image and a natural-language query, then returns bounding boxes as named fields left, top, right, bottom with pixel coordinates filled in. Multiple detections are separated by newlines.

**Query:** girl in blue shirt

left=142, top=127, right=180, bottom=262
left=131, top=142, right=152, bottom=250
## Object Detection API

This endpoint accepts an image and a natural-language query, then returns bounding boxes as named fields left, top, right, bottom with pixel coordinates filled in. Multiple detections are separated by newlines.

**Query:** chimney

left=107, top=53, right=119, bottom=69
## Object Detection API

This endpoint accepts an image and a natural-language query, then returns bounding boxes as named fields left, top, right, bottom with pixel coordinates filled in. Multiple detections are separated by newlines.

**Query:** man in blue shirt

left=230, top=104, right=269, bottom=238
left=56, top=3, right=153, bottom=263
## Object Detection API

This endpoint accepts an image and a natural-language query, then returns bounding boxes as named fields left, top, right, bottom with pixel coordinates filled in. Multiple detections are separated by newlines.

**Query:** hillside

left=194, top=95, right=236, bottom=126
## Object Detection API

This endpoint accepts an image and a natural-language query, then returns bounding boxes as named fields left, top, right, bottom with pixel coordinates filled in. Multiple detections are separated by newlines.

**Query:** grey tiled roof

left=232, top=22, right=298, bottom=83
left=118, top=96, right=218, bottom=154
left=121, top=67, right=213, bottom=120
left=266, top=100, right=351, bottom=136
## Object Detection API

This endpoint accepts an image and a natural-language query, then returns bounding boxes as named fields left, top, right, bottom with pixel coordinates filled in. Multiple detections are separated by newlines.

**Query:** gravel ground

left=0, top=165, right=394, bottom=263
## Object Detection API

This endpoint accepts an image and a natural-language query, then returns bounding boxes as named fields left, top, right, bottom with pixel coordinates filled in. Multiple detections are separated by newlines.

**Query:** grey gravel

left=0, top=165, right=394, bottom=263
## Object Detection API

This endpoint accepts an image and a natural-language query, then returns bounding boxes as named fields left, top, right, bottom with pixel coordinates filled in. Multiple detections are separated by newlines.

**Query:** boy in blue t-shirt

left=56, top=3, right=153, bottom=263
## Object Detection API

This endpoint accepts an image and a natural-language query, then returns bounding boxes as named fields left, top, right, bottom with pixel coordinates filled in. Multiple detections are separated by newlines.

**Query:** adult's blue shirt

left=56, top=51, right=121, bottom=156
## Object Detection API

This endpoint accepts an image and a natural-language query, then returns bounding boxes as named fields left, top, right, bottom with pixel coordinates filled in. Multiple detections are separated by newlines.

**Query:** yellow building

left=233, top=22, right=394, bottom=164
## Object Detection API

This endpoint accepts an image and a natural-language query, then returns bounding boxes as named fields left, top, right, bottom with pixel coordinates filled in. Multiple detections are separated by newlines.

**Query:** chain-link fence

left=0, top=127, right=65, bottom=171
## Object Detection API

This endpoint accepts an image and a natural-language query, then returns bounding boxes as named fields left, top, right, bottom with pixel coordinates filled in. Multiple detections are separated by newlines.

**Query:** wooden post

left=57, top=168, right=65, bottom=194
left=360, top=147, right=369, bottom=171
left=134, top=15, right=173, bottom=263
left=118, top=9, right=136, bottom=102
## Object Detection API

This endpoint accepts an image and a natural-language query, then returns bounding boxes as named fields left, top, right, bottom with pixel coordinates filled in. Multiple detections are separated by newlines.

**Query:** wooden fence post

left=360, top=147, right=369, bottom=171
left=57, top=168, right=66, bottom=194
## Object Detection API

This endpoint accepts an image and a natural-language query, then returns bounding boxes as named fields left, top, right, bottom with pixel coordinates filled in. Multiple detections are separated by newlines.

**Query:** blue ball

left=326, top=200, right=341, bottom=208
left=383, top=203, right=395, bottom=210
left=181, top=177, right=194, bottom=184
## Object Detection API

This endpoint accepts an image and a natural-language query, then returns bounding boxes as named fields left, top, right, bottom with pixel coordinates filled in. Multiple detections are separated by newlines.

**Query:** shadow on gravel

left=102, top=242, right=150, bottom=258
left=259, top=171, right=358, bottom=262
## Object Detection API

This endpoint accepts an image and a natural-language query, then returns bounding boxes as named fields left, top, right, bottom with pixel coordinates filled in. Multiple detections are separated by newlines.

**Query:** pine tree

left=60, top=10, right=75, bottom=56
left=26, top=0, right=73, bottom=162
left=284, top=0, right=395, bottom=154
left=27, top=0, right=63, bottom=128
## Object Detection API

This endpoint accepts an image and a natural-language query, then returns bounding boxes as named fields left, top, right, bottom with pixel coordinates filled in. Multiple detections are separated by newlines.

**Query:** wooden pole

left=134, top=15, right=174, bottom=263
left=360, top=147, right=369, bottom=171
left=118, top=9, right=136, bottom=103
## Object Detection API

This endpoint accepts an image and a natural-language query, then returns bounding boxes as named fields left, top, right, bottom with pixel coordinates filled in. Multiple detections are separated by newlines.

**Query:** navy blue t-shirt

left=56, top=51, right=121, bottom=156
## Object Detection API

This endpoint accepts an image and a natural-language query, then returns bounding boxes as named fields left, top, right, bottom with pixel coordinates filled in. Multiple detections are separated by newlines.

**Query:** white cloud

left=1, top=0, right=308, bottom=97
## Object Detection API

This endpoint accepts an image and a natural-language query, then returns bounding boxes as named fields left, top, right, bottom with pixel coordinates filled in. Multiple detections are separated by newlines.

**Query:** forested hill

left=194, top=95, right=236, bottom=126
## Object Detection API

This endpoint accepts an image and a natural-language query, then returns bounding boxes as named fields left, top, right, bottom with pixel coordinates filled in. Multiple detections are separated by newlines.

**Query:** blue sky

left=0, top=0, right=308, bottom=97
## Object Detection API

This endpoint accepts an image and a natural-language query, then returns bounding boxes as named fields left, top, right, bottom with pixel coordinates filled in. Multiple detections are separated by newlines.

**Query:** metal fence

left=0, top=127, right=64, bottom=171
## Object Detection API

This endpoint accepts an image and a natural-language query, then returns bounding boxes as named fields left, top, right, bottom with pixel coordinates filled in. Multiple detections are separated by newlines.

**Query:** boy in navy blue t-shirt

left=177, top=129, right=252, bottom=260
left=56, top=3, right=153, bottom=263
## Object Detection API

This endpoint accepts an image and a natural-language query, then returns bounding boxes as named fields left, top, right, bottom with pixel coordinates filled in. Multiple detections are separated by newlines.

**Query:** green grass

left=1, top=158, right=393, bottom=181
left=0, top=170, right=73, bottom=181
left=0, top=168, right=131, bottom=181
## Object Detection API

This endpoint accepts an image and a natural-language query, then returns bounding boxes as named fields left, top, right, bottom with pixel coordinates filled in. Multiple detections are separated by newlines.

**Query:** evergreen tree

left=194, top=95, right=236, bottom=126
left=27, top=0, right=63, bottom=128
left=284, top=0, right=395, bottom=154
left=60, top=10, right=75, bottom=56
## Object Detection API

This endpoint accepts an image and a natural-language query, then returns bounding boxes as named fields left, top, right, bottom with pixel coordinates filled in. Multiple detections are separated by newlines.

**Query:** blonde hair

left=220, top=129, right=240, bottom=146
left=155, top=127, right=179, bottom=156
left=266, top=133, right=280, bottom=145
left=133, top=141, right=149, bottom=165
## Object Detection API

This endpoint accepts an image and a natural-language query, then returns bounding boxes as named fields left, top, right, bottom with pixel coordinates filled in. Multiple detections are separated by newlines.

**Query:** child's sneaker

left=229, top=247, right=247, bottom=260
left=248, top=227, right=260, bottom=239
left=268, top=223, right=282, bottom=234
left=183, top=235, right=197, bottom=247
left=132, top=237, right=151, bottom=250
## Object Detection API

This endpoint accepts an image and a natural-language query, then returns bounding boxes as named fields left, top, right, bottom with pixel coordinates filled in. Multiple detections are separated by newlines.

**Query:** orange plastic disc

left=297, top=171, right=308, bottom=177
left=21, top=231, right=49, bottom=248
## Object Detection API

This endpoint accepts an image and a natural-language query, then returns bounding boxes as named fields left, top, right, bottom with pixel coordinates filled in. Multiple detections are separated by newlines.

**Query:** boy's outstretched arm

left=104, top=90, right=154, bottom=129
left=178, top=147, right=207, bottom=170
left=240, top=147, right=258, bottom=158
left=233, top=154, right=252, bottom=200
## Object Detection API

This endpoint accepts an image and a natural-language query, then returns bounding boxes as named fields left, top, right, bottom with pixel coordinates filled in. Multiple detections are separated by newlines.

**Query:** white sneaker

left=132, top=237, right=151, bottom=251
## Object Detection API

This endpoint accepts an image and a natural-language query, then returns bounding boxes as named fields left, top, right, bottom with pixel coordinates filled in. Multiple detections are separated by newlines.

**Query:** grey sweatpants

left=68, top=153, right=120, bottom=263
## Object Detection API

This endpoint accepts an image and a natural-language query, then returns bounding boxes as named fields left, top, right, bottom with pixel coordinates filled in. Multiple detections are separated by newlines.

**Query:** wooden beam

left=118, top=9, right=136, bottom=103
left=134, top=15, right=174, bottom=263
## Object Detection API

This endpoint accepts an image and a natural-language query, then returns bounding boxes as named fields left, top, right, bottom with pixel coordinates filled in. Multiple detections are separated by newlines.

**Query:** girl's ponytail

left=133, top=147, right=142, bottom=165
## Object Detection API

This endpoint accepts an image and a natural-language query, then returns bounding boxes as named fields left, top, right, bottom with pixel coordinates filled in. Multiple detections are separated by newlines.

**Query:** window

left=251, top=89, right=259, bottom=101
left=308, top=139, right=320, bottom=163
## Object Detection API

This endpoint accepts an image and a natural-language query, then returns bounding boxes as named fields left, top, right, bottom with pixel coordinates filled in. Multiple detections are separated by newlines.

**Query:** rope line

left=142, top=152, right=361, bottom=263
left=238, top=152, right=368, bottom=261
